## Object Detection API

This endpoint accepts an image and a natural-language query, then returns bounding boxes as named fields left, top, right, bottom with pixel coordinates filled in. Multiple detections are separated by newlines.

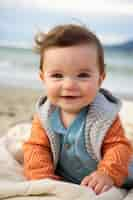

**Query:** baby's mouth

left=61, top=96, right=80, bottom=99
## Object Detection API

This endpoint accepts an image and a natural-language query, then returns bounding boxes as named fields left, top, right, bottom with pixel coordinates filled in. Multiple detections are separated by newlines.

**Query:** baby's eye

left=77, top=73, right=90, bottom=78
left=51, top=73, right=64, bottom=79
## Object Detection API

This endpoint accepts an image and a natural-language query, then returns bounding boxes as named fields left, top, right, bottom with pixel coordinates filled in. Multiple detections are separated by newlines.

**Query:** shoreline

left=0, top=85, right=133, bottom=137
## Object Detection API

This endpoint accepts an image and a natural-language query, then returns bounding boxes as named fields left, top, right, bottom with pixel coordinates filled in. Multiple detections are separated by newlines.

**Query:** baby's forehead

left=43, top=45, right=98, bottom=66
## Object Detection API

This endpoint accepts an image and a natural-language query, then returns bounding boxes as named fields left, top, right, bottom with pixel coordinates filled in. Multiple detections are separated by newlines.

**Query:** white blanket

left=0, top=100, right=133, bottom=200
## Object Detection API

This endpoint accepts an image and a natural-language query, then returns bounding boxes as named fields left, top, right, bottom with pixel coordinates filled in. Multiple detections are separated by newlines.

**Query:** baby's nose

left=63, top=77, right=77, bottom=90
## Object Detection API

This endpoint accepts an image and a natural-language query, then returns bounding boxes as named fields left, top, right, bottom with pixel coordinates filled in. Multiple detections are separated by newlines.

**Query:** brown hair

left=35, top=24, right=105, bottom=74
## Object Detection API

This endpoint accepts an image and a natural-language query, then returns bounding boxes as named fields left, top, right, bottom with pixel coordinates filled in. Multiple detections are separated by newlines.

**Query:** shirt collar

left=49, top=106, right=88, bottom=135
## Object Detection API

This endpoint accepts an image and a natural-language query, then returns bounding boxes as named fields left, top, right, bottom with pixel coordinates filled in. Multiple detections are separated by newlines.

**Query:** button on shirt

left=49, top=106, right=98, bottom=184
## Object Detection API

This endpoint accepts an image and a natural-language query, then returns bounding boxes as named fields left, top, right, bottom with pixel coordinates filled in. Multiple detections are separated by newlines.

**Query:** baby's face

left=40, top=44, right=105, bottom=115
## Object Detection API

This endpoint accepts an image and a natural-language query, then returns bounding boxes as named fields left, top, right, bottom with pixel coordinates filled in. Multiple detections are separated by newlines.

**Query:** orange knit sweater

left=23, top=114, right=132, bottom=186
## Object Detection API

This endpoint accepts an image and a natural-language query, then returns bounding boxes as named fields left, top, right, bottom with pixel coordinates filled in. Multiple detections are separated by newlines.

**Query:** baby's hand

left=81, top=171, right=114, bottom=195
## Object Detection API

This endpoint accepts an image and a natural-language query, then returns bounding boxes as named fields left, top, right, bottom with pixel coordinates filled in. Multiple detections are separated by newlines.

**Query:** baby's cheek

left=46, top=84, right=58, bottom=94
left=82, top=84, right=98, bottom=99
left=49, top=87, right=59, bottom=97
left=46, top=85, right=60, bottom=104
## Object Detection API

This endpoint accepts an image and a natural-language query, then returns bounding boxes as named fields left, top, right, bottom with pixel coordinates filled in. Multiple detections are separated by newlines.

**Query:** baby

left=23, top=24, right=132, bottom=195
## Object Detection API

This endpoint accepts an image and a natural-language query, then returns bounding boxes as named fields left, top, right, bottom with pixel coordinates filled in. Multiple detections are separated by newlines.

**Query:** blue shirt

left=49, top=106, right=98, bottom=184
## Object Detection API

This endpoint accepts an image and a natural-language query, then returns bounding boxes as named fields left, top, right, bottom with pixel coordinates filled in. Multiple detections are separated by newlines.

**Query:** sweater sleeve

left=97, top=115, right=133, bottom=186
left=23, top=114, right=61, bottom=180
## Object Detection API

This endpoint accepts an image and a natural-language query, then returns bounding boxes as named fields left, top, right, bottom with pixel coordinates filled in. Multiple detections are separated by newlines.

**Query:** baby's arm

left=23, top=114, right=61, bottom=180
left=81, top=115, right=133, bottom=194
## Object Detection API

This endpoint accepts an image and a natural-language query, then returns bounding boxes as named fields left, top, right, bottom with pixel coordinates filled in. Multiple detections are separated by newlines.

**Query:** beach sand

left=0, top=86, right=42, bottom=135
left=0, top=85, right=133, bottom=142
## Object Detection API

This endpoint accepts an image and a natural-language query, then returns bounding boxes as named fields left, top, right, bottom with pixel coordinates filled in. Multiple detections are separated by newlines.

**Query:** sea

left=0, top=46, right=133, bottom=98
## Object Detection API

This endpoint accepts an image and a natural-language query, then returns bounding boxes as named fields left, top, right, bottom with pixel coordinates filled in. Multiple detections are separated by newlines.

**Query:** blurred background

left=0, top=0, right=133, bottom=133
left=0, top=0, right=133, bottom=97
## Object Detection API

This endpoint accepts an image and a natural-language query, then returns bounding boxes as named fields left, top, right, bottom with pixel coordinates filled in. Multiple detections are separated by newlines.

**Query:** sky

left=0, top=0, right=133, bottom=47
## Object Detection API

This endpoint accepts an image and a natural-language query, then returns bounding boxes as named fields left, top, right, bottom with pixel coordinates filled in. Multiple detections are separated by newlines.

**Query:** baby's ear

left=99, top=72, right=106, bottom=86
left=102, top=71, right=106, bottom=81
left=39, top=70, right=44, bottom=81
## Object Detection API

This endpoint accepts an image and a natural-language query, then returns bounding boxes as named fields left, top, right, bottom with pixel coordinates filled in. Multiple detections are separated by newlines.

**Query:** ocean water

left=0, top=46, right=133, bottom=98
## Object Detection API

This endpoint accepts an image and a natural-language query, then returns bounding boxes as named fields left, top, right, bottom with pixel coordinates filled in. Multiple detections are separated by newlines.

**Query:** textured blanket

left=0, top=100, right=133, bottom=200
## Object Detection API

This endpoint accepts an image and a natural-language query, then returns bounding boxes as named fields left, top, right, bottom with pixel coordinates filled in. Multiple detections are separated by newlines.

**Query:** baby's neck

left=60, top=109, right=79, bottom=128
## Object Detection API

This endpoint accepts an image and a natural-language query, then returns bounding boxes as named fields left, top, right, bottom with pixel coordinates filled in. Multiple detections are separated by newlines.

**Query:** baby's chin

left=49, top=99, right=87, bottom=113
left=59, top=106, right=84, bottom=114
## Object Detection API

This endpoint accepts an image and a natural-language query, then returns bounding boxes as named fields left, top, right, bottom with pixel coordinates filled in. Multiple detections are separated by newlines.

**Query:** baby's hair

left=34, top=24, right=105, bottom=74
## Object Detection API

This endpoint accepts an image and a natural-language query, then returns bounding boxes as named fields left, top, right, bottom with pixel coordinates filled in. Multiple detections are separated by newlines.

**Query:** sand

left=0, top=86, right=43, bottom=135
